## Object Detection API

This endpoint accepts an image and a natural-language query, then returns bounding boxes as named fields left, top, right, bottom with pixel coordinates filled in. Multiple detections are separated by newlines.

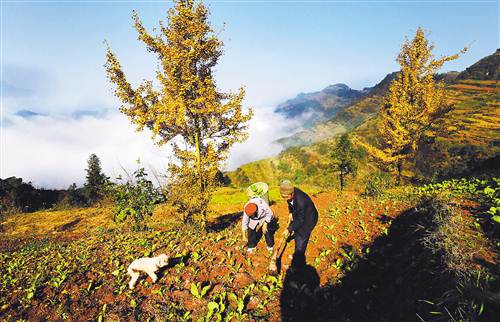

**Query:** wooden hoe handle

left=269, top=216, right=292, bottom=272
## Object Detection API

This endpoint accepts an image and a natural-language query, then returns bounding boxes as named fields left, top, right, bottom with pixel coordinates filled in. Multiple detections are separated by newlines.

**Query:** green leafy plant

left=97, top=303, right=107, bottom=322
left=260, top=275, right=280, bottom=297
left=329, top=206, right=341, bottom=221
left=228, top=284, right=255, bottom=318
left=24, top=273, right=41, bottom=302
left=486, top=206, right=500, bottom=223
left=112, top=166, right=165, bottom=231
left=190, top=282, right=211, bottom=299
left=326, top=234, right=337, bottom=245
left=358, top=219, right=369, bottom=241
left=191, top=251, right=205, bottom=263
left=333, top=258, right=343, bottom=270
left=50, top=264, right=68, bottom=288
left=206, top=291, right=227, bottom=321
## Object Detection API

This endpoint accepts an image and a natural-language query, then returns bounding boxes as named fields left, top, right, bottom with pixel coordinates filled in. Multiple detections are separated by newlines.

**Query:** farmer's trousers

left=247, top=220, right=278, bottom=248
left=294, top=232, right=312, bottom=253
left=291, top=218, right=317, bottom=268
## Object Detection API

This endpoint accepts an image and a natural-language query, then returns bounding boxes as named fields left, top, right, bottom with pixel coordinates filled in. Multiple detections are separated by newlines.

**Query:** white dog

left=127, top=254, right=169, bottom=290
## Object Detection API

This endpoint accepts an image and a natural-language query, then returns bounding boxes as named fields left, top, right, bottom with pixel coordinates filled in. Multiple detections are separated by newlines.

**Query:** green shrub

left=286, top=146, right=310, bottom=166
left=67, top=183, right=88, bottom=207
left=277, top=162, right=291, bottom=173
left=234, top=168, right=250, bottom=186
left=111, top=167, right=165, bottom=231
left=363, top=172, right=393, bottom=196
left=294, top=170, right=305, bottom=184
left=305, top=164, right=318, bottom=177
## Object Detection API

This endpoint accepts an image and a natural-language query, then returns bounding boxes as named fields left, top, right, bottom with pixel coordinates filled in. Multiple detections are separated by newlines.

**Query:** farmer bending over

left=280, top=180, right=318, bottom=268
left=242, top=197, right=277, bottom=254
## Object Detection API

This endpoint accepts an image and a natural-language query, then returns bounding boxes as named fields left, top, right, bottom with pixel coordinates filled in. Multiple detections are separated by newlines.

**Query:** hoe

left=268, top=217, right=292, bottom=274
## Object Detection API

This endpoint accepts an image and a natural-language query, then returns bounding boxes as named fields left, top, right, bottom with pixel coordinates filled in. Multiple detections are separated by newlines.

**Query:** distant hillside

left=276, top=95, right=382, bottom=148
left=228, top=79, right=499, bottom=187
left=457, top=49, right=500, bottom=80
left=436, top=71, right=460, bottom=83
left=362, top=72, right=397, bottom=97
left=228, top=50, right=500, bottom=186
left=275, top=50, right=499, bottom=149
left=274, top=83, right=365, bottom=128
left=276, top=75, right=391, bottom=148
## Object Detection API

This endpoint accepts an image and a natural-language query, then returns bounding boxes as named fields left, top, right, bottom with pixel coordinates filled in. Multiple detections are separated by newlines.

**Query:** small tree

left=67, top=183, right=87, bottom=207
left=331, top=134, right=358, bottom=190
left=105, top=0, right=252, bottom=226
left=358, top=28, right=466, bottom=184
left=83, top=154, right=108, bottom=204
left=112, top=167, right=165, bottom=231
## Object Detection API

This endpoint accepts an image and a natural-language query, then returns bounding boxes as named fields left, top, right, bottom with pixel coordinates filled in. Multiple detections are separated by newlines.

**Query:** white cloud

left=225, top=106, right=302, bottom=171
left=1, top=112, right=171, bottom=189
left=1, top=106, right=301, bottom=189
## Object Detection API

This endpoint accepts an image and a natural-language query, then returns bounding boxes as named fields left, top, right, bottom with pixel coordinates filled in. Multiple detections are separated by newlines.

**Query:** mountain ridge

left=274, top=49, right=499, bottom=148
left=274, top=83, right=365, bottom=129
left=457, top=48, right=500, bottom=80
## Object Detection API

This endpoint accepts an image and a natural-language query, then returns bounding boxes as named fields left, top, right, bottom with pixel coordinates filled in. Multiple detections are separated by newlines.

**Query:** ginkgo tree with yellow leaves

left=357, top=28, right=467, bottom=183
left=104, top=0, right=252, bottom=226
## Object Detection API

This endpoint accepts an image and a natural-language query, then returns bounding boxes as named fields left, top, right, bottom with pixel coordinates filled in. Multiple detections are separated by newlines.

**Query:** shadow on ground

left=57, top=218, right=82, bottom=231
left=280, top=253, right=320, bottom=321
left=280, top=201, right=499, bottom=321
left=207, top=212, right=241, bottom=232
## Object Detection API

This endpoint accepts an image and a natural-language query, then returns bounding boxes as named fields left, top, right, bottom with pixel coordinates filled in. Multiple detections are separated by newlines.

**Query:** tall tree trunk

left=194, top=126, right=206, bottom=227
left=194, top=127, right=204, bottom=194
left=397, top=160, right=402, bottom=185
left=339, top=172, right=345, bottom=191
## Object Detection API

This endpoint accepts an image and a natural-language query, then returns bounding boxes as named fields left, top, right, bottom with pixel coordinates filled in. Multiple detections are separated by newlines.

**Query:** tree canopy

left=357, top=28, right=467, bottom=182
left=105, top=0, right=252, bottom=225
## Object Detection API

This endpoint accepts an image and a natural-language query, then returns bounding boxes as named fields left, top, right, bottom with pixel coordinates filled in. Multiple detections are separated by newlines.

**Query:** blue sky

left=1, top=0, right=499, bottom=188
left=3, top=0, right=499, bottom=108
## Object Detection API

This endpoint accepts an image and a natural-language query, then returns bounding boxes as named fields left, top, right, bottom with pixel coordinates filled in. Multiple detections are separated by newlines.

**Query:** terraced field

left=445, top=80, right=500, bottom=146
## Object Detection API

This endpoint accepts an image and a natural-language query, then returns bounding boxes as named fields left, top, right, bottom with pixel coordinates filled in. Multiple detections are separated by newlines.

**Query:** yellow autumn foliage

left=359, top=28, right=467, bottom=182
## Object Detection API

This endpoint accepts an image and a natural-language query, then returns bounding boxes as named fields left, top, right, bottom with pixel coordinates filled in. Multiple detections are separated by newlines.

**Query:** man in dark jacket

left=280, top=180, right=318, bottom=268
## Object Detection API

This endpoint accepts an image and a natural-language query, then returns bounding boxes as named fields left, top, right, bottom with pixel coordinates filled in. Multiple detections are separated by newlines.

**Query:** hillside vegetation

left=229, top=78, right=499, bottom=188
left=457, top=49, right=500, bottom=80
